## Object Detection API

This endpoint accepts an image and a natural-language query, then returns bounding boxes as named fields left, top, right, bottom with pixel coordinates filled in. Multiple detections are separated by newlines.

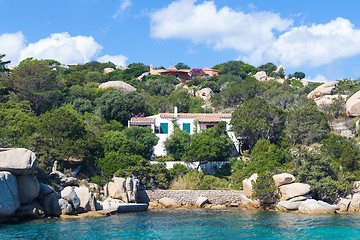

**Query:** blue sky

left=1, top=0, right=360, bottom=82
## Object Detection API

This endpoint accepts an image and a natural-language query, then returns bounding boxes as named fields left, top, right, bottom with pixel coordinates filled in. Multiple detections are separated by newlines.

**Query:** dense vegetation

left=1, top=55, right=360, bottom=203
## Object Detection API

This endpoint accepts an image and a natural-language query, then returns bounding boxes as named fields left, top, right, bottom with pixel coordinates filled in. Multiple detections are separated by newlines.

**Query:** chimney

left=174, top=106, right=178, bottom=118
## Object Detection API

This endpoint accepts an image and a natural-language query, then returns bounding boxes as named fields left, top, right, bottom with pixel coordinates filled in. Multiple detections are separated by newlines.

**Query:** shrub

left=252, top=171, right=277, bottom=204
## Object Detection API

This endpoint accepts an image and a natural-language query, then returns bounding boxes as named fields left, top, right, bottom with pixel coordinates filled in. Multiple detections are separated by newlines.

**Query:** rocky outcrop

left=279, top=183, right=311, bottom=201
left=0, top=171, right=20, bottom=217
left=196, top=197, right=210, bottom=208
left=337, top=197, right=351, bottom=212
left=276, top=195, right=311, bottom=211
left=243, top=173, right=258, bottom=198
left=346, top=90, right=360, bottom=116
left=348, top=193, right=360, bottom=212
left=104, top=177, right=139, bottom=203
left=298, top=199, right=339, bottom=214
left=272, top=173, right=295, bottom=187
left=159, top=197, right=179, bottom=208
left=307, top=81, right=338, bottom=100
left=73, top=187, right=97, bottom=212
left=314, top=95, right=347, bottom=109
left=99, top=81, right=136, bottom=93
left=15, top=201, right=45, bottom=219
left=38, top=192, right=61, bottom=217
left=103, top=67, right=115, bottom=74
left=254, top=71, right=267, bottom=81
left=60, top=186, right=81, bottom=211
left=195, top=88, right=214, bottom=102
left=0, top=148, right=37, bottom=175
left=16, top=176, right=40, bottom=204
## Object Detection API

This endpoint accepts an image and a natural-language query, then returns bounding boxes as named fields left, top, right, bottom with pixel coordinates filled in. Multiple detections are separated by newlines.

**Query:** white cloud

left=97, top=54, right=128, bottom=66
left=245, top=17, right=360, bottom=68
left=307, top=74, right=329, bottom=83
left=0, top=32, right=103, bottom=65
left=112, top=0, right=132, bottom=19
left=0, top=32, right=26, bottom=64
left=150, top=1, right=360, bottom=69
left=150, top=0, right=292, bottom=53
left=20, top=32, right=103, bottom=65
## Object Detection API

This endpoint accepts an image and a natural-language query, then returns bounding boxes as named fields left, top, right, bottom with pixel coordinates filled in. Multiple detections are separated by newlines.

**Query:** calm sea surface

left=1, top=208, right=359, bottom=239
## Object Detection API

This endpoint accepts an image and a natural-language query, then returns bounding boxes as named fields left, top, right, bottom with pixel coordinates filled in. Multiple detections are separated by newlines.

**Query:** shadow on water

left=1, top=209, right=360, bottom=239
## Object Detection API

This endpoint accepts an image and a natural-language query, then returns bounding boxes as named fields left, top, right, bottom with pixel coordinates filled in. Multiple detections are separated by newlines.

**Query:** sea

left=0, top=208, right=359, bottom=239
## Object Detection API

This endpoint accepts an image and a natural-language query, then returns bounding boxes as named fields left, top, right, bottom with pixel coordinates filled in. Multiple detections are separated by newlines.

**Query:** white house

left=128, top=107, right=239, bottom=157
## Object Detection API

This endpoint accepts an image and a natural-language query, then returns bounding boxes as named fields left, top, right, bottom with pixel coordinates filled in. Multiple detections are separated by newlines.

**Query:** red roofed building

left=149, top=64, right=219, bottom=82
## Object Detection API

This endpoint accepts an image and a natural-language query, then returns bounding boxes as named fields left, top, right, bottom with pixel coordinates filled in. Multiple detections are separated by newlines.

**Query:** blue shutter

left=183, top=123, right=190, bottom=133
left=160, top=123, right=168, bottom=134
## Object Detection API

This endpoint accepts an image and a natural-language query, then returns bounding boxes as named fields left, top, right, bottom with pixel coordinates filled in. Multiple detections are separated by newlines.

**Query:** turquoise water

left=1, top=209, right=360, bottom=239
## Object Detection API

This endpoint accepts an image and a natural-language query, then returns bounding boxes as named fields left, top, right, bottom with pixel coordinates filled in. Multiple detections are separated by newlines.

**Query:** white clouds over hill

left=97, top=54, right=128, bottom=66
left=0, top=32, right=127, bottom=66
left=150, top=0, right=360, bottom=68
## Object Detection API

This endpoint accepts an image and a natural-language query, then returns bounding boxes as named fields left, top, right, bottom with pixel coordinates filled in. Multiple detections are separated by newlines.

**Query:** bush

left=252, top=171, right=277, bottom=204
left=289, top=148, right=352, bottom=203
left=164, top=128, right=191, bottom=160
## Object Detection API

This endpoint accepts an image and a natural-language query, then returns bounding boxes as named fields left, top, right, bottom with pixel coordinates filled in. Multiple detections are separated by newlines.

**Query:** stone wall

left=146, top=190, right=247, bottom=205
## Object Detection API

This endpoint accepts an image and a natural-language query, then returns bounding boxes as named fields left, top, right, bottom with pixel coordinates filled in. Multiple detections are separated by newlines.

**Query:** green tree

left=122, top=126, right=159, bottom=159
left=30, top=107, right=101, bottom=170
left=231, top=97, right=284, bottom=149
left=290, top=148, right=352, bottom=203
left=95, top=90, right=150, bottom=126
left=164, top=127, right=191, bottom=160
left=258, top=63, right=277, bottom=76
left=292, top=72, right=306, bottom=80
left=184, top=127, right=234, bottom=165
left=175, top=62, right=190, bottom=69
left=0, top=54, right=10, bottom=76
left=2, top=58, right=63, bottom=115
left=285, top=103, right=330, bottom=145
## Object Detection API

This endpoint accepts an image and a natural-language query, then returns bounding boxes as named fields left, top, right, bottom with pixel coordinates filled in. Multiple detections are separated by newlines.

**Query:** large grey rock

left=243, top=173, right=258, bottom=198
left=254, top=71, right=267, bottom=81
left=107, top=177, right=129, bottom=203
left=337, top=197, right=351, bottom=212
left=0, top=148, right=37, bottom=175
left=15, top=201, right=45, bottom=219
left=314, top=95, right=347, bottom=109
left=60, top=186, right=81, bottom=210
left=346, top=90, right=360, bottom=117
left=0, top=171, right=20, bottom=216
left=103, top=67, right=115, bottom=74
left=298, top=199, right=339, bottom=214
left=272, top=173, right=295, bottom=187
left=196, top=197, right=209, bottom=208
left=38, top=183, right=56, bottom=199
left=307, top=81, right=338, bottom=100
left=195, top=88, right=214, bottom=102
left=38, top=192, right=61, bottom=217
left=159, top=197, right=178, bottom=208
left=279, top=183, right=311, bottom=200
left=99, top=81, right=136, bottom=93
left=58, top=198, right=74, bottom=215
left=16, top=176, right=40, bottom=204
left=349, top=193, right=360, bottom=212
left=275, top=196, right=311, bottom=211
left=136, top=188, right=150, bottom=204
left=73, top=186, right=97, bottom=212
left=126, top=177, right=139, bottom=203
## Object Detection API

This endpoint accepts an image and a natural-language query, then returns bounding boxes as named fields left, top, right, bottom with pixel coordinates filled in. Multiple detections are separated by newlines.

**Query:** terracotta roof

left=159, top=113, right=231, bottom=122
left=129, top=117, right=155, bottom=123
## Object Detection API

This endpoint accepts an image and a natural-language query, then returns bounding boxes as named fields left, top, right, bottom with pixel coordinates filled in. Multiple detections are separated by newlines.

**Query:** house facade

left=128, top=108, right=239, bottom=157
left=149, top=64, right=219, bottom=82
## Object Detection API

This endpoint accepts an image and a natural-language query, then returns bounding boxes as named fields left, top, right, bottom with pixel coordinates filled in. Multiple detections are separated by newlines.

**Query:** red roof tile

left=159, top=113, right=231, bottom=122
left=129, top=117, right=155, bottom=123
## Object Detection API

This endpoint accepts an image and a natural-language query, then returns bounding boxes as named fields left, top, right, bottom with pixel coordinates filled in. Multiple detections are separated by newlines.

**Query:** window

left=175, top=74, right=180, bottom=78
left=160, top=123, right=168, bottom=134
left=183, top=123, right=190, bottom=133
left=205, top=74, right=210, bottom=77
left=206, top=124, right=214, bottom=129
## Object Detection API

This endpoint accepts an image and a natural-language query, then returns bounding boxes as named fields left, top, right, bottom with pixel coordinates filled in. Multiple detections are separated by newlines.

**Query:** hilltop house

left=128, top=107, right=239, bottom=157
left=149, top=64, right=219, bottom=82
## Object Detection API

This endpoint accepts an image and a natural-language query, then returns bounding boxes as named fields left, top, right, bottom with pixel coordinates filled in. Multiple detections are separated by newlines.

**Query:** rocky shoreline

left=2, top=148, right=360, bottom=224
